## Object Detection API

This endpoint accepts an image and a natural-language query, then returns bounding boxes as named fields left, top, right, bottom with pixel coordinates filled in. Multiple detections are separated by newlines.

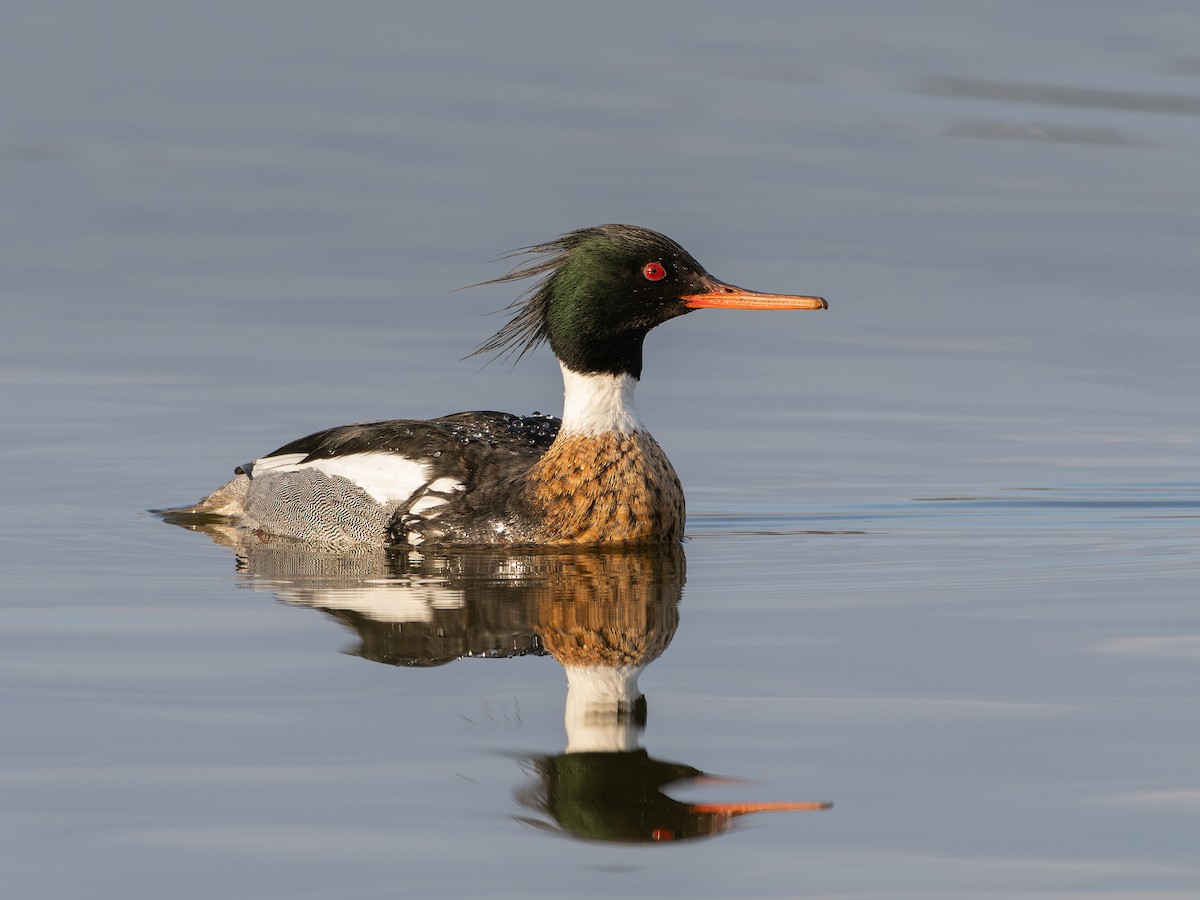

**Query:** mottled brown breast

left=525, top=430, right=685, bottom=544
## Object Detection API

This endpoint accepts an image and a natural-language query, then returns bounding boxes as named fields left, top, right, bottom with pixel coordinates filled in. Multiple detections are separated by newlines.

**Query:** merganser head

left=474, top=224, right=826, bottom=379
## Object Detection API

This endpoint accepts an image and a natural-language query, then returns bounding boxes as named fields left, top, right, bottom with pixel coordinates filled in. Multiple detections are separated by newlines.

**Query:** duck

left=168, top=224, right=826, bottom=547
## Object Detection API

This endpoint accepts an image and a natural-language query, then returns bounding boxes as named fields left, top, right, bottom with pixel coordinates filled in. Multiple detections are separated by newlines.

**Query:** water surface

left=2, top=2, right=1198, bottom=897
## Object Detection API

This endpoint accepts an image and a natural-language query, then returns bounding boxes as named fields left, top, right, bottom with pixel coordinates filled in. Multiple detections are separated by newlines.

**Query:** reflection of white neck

left=563, top=664, right=644, bottom=753
left=558, top=364, right=641, bottom=437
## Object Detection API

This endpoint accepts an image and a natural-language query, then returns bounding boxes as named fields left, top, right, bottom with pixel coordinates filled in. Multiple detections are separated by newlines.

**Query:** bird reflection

left=165, top=521, right=830, bottom=842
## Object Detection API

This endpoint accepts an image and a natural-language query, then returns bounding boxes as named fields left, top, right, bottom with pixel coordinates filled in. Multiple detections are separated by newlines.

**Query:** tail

left=153, top=473, right=250, bottom=523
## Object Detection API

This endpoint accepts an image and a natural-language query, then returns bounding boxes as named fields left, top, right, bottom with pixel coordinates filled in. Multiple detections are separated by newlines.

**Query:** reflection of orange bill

left=690, top=800, right=833, bottom=816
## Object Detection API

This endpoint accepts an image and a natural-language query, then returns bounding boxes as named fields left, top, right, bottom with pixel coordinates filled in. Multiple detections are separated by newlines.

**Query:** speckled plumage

left=527, top=431, right=684, bottom=544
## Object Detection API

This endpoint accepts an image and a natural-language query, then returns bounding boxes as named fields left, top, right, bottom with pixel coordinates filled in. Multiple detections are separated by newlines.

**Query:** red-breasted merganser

left=171, top=225, right=826, bottom=547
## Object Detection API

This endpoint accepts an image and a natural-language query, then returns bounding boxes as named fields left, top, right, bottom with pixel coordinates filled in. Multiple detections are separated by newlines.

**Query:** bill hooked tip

left=682, top=278, right=828, bottom=310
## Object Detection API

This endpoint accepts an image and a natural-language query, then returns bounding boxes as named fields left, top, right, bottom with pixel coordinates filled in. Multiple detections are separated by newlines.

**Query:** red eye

left=643, top=262, right=667, bottom=281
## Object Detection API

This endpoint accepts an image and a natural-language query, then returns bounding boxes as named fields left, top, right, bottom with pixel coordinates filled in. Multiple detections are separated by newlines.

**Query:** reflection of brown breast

left=525, top=431, right=685, bottom=544
left=529, top=547, right=684, bottom=667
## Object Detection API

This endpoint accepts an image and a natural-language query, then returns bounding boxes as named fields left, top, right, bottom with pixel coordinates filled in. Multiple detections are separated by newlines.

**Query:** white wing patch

left=251, top=451, right=431, bottom=505
left=405, top=477, right=467, bottom=518
left=245, top=453, right=308, bottom=473
left=409, top=494, right=448, bottom=515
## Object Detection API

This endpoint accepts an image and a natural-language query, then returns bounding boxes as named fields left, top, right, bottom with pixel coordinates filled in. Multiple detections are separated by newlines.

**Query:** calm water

left=3, top=2, right=1199, bottom=897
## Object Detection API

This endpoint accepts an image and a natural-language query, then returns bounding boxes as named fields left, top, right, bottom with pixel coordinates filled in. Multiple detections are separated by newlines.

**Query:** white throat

left=558, top=364, right=642, bottom=437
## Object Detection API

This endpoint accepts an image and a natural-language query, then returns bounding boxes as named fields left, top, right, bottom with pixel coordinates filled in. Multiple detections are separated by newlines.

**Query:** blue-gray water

left=3, top=2, right=1198, bottom=897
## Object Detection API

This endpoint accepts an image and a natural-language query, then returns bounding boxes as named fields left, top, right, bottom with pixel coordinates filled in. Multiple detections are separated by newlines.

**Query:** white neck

left=558, top=364, right=642, bottom=437
left=562, top=664, right=644, bottom=753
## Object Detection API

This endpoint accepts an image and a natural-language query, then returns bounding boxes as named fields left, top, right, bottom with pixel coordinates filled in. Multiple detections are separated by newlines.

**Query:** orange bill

left=682, top=278, right=827, bottom=310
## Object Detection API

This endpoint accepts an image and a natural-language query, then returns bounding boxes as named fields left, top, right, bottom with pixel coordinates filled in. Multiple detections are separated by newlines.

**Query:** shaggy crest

left=470, top=232, right=579, bottom=364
